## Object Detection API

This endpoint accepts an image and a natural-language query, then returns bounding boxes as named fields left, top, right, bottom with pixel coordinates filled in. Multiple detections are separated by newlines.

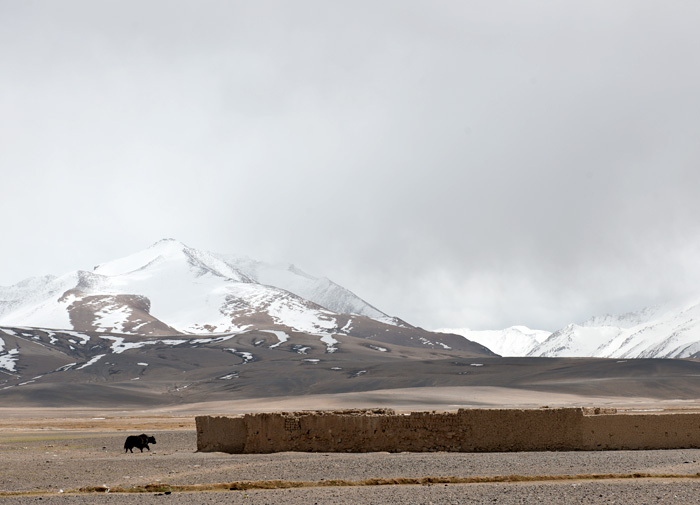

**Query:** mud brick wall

left=196, top=408, right=700, bottom=453
left=583, top=412, right=700, bottom=450
left=196, top=415, right=246, bottom=453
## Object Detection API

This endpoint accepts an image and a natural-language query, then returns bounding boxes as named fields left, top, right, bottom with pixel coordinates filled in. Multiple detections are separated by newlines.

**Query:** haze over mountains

left=3, top=239, right=700, bottom=361
left=3, top=239, right=700, bottom=408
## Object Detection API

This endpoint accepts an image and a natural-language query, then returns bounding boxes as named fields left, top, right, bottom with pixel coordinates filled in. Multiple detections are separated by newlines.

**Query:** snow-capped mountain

left=0, top=238, right=494, bottom=404
left=0, top=239, right=489, bottom=355
left=214, top=255, right=396, bottom=324
left=435, top=326, right=551, bottom=357
left=438, top=299, right=700, bottom=359
left=529, top=300, right=700, bottom=359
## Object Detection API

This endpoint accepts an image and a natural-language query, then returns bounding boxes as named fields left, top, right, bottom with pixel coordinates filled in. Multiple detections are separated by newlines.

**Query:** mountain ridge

left=0, top=239, right=489, bottom=355
left=439, top=299, right=700, bottom=359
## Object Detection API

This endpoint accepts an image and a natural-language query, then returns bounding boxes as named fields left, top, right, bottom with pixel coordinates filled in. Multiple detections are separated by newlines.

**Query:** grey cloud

left=2, top=1, right=700, bottom=331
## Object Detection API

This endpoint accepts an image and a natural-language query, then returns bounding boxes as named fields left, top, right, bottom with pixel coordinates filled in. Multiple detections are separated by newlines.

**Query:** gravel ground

left=2, top=430, right=700, bottom=503
left=3, top=481, right=700, bottom=505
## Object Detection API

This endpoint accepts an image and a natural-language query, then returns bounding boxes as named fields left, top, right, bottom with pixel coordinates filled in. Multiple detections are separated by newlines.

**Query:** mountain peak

left=0, top=240, right=401, bottom=338
left=93, top=239, right=190, bottom=277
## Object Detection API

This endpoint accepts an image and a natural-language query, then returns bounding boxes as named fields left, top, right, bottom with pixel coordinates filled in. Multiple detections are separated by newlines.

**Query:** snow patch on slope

left=320, top=334, right=338, bottom=353
left=263, top=330, right=290, bottom=349
left=76, top=354, right=106, bottom=370
left=0, top=348, right=19, bottom=372
left=94, top=304, right=132, bottom=334
left=100, top=336, right=157, bottom=354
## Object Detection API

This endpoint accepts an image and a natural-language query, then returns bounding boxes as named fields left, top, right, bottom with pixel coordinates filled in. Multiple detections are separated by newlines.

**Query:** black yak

left=124, top=433, right=157, bottom=453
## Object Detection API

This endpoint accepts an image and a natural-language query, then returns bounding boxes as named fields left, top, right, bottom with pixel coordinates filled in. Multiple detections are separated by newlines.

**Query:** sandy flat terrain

left=3, top=384, right=696, bottom=423
left=163, top=385, right=700, bottom=414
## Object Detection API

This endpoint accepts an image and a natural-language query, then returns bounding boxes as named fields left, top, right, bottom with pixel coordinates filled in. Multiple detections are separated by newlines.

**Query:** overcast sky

left=3, top=1, right=700, bottom=331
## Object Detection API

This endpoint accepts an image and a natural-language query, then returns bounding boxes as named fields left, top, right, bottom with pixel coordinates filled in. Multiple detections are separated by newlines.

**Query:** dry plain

left=3, top=388, right=700, bottom=504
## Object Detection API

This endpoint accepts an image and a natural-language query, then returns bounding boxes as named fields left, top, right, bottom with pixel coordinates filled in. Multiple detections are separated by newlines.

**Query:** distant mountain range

left=434, top=326, right=551, bottom=357
left=437, top=299, right=700, bottom=359
left=4, top=239, right=700, bottom=407
left=0, top=323, right=495, bottom=407
left=3, top=238, right=700, bottom=371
